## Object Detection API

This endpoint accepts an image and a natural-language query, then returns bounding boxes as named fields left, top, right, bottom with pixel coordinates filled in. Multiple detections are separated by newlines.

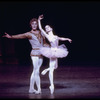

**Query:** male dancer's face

left=31, top=21, right=38, bottom=31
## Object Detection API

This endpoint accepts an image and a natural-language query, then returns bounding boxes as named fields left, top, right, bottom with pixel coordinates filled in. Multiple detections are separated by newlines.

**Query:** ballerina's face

left=45, top=25, right=52, bottom=33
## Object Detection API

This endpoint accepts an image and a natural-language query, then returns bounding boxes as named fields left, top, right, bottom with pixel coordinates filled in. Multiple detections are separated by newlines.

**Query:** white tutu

left=40, top=44, right=69, bottom=58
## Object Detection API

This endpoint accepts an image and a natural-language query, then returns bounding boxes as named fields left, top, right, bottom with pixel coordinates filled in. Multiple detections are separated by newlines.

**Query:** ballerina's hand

left=38, top=14, right=44, bottom=20
left=69, top=39, right=72, bottom=43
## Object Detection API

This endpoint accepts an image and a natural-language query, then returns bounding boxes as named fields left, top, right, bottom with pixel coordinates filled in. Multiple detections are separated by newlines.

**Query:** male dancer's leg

left=29, top=56, right=43, bottom=94
left=35, top=56, right=43, bottom=94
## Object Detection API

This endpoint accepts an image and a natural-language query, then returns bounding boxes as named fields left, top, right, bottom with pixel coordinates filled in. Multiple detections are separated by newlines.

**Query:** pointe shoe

left=29, top=89, right=37, bottom=93
left=49, top=86, right=54, bottom=94
left=41, top=69, right=48, bottom=75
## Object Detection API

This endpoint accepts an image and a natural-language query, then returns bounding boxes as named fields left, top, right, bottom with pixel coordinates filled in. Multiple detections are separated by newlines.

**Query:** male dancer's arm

left=3, top=32, right=32, bottom=39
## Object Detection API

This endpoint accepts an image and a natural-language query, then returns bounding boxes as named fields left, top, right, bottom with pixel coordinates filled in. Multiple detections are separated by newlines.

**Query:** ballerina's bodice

left=40, top=35, right=69, bottom=58
left=49, top=35, right=59, bottom=48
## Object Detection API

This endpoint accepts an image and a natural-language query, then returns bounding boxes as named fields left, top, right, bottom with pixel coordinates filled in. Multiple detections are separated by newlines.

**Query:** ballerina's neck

left=48, top=31, right=53, bottom=35
left=48, top=31, right=54, bottom=38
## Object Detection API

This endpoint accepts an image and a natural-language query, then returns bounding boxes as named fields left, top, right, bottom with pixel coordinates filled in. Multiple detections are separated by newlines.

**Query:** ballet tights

left=41, top=58, right=57, bottom=94
left=29, top=56, right=43, bottom=94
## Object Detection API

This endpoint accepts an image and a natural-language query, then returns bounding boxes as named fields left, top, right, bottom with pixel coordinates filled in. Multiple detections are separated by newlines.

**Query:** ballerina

left=38, top=15, right=72, bottom=94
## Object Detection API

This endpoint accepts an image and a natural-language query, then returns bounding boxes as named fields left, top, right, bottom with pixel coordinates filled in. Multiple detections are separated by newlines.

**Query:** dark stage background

left=0, top=1, right=100, bottom=66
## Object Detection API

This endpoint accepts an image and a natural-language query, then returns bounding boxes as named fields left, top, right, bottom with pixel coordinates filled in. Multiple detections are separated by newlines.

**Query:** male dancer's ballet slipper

left=29, top=89, right=37, bottom=93
left=35, top=90, right=41, bottom=94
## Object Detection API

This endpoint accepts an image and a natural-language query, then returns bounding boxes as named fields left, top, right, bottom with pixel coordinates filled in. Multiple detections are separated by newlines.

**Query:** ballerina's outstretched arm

left=58, top=36, right=72, bottom=43
left=38, top=15, right=49, bottom=39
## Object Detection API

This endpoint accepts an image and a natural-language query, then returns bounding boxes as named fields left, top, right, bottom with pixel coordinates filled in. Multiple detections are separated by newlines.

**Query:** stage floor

left=0, top=64, right=100, bottom=99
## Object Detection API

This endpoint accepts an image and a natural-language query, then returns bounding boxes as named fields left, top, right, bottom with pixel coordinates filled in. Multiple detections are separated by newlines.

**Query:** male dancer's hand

left=2, top=32, right=12, bottom=38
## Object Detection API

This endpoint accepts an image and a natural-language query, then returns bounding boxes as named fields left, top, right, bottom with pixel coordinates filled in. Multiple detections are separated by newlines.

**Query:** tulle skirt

left=40, top=44, right=69, bottom=58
